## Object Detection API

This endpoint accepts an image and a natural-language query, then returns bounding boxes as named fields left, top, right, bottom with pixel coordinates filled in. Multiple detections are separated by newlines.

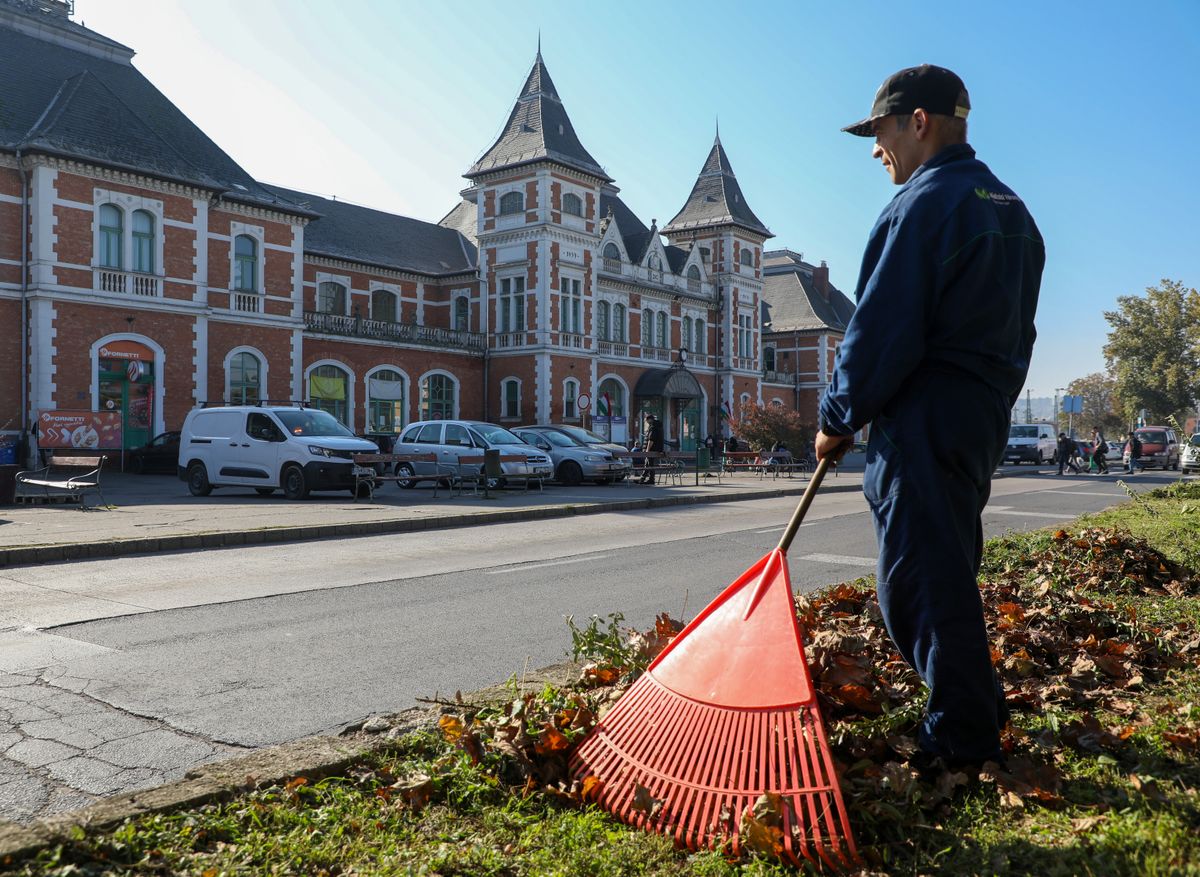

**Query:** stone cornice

left=210, top=197, right=311, bottom=227
left=305, top=254, right=475, bottom=286
left=14, top=153, right=214, bottom=200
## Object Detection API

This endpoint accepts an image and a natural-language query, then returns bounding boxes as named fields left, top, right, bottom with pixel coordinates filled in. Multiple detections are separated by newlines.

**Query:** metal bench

left=16, top=454, right=108, bottom=509
left=760, top=450, right=813, bottom=479
left=455, top=454, right=546, bottom=495
left=630, top=451, right=687, bottom=485
left=351, top=453, right=450, bottom=501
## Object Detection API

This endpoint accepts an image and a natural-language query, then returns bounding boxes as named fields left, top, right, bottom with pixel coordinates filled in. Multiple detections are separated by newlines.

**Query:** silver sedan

left=514, top=428, right=626, bottom=485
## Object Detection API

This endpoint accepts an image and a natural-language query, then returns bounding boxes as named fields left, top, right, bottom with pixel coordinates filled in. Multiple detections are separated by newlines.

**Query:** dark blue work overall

left=819, top=143, right=1045, bottom=762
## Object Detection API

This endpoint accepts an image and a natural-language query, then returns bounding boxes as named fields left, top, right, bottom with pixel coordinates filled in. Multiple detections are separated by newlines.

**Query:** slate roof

left=467, top=52, right=612, bottom=182
left=761, top=251, right=854, bottom=334
left=663, top=134, right=771, bottom=238
left=269, top=185, right=477, bottom=277
left=0, top=5, right=311, bottom=216
left=438, top=199, right=478, bottom=248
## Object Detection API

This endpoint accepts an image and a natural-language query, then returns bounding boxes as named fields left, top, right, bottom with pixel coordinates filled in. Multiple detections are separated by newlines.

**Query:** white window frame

left=223, top=345, right=269, bottom=405
left=498, top=190, right=524, bottom=216
left=453, top=294, right=470, bottom=332
left=560, top=274, right=582, bottom=335
left=230, top=221, right=266, bottom=294
left=500, top=377, right=522, bottom=421
left=304, top=359, right=355, bottom=427
left=561, top=191, right=583, bottom=217
left=365, top=364, right=409, bottom=433
left=563, top=378, right=580, bottom=421
left=419, top=369, right=460, bottom=420
left=371, top=288, right=400, bottom=323
left=497, top=274, right=526, bottom=333
left=93, top=189, right=165, bottom=276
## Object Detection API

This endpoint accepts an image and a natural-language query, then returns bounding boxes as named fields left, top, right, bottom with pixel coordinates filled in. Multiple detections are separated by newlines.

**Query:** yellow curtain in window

left=310, top=375, right=346, bottom=400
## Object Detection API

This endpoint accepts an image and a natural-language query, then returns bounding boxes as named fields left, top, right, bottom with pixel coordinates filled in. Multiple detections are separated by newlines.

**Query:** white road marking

left=1043, top=490, right=1126, bottom=498
left=798, top=553, right=877, bottom=567
left=483, top=554, right=611, bottom=575
left=986, top=506, right=1071, bottom=519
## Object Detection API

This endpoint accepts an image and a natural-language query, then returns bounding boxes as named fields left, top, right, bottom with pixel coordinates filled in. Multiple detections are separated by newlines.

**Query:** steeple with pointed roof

left=662, top=131, right=771, bottom=238
left=466, top=49, right=611, bottom=181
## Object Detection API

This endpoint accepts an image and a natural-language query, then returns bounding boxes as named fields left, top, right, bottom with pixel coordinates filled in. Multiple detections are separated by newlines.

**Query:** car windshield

left=540, top=431, right=580, bottom=448
left=275, top=410, right=353, bottom=437
left=1191, top=434, right=1200, bottom=447
left=558, top=426, right=608, bottom=444
left=1138, top=431, right=1167, bottom=444
left=471, top=424, right=524, bottom=446
left=1009, top=426, right=1038, bottom=439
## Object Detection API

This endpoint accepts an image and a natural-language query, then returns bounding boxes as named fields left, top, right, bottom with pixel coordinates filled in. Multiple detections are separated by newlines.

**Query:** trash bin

left=697, top=447, right=710, bottom=469
left=0, top=464, right=19, bottom=506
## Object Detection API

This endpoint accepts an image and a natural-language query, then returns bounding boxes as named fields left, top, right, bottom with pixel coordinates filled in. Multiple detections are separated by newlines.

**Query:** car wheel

left=131, top=455, right=145, bottom=475
left=394, top=462, right=416, bottom=489
left=186, top=462, right=212, bottom=497
left=282, top=465, right=309, bottom=500
left=557, top=461, right=583, bottom=486
left=255, top=488, right=275, bottom=496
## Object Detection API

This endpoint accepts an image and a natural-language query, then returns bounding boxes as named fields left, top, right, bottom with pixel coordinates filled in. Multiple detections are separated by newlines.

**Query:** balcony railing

left=602, top=257, right=622, bottom=274
left=762, top=370, right=796, bottom=384
left=560, top=332, right=584, bottom=348
left=596, top=340, right=628, bottom=357
left=494, top=332, right=528, bottom=348
left=687, top=278, right=700, bottom=293
left=96, top=268, right=161, bottom=297
left=233, top=292, right=261, bottom=313
left=304, top=311, right=486, bottom=352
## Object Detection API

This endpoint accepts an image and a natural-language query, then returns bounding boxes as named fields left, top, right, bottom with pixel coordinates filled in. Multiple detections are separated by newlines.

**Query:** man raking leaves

left=816, top=65, right=1045, bottom=771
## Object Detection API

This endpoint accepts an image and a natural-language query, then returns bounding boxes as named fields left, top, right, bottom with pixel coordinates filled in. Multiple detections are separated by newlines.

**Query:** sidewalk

left=0, top=461, right=866, bottom=568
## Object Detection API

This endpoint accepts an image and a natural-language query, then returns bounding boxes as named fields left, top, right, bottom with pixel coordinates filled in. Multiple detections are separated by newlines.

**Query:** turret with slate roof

left=662, top=129, right=770, bottom=238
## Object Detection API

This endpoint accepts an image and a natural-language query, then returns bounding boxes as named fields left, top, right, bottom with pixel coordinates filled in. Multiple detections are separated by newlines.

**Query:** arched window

left=318, top=281, right=347, bottom=315
left=656, top=311, right=667, bottom=348
left=371, top=289, right=397, bottom=323
left=454, top=296, right=469, bottom=332
left=502, top=378, right=520, bottom=419
left=603, top=242, right=621, bottom=261
left=563, top=379, right=579, bottom=419
left=598, top=378, right=625, bottom=417
left=596, top=300, right=610, bottom=341
left=234, top=235, right=257, bottom=292
left=739, top=247, right=754, bottom=267
left=368, top=368, right=405, bottom=433
left=648, top=253, right=660, bottom=271
left=309, top=364, right=350, bottom=424
left=614, top=303, right=626, bottom=342
left=562, top=192, right=583, bottom=217
left=99, top=204, right=123, bottom=269
left=421, top=373, right=456, bottom=420
left=682, top=317, right=693, bottom=352
left=228, top=351, right=260, bottom=405
left=687, top=265, right=701, bottom=282
left=641, top=308, right=653, bottom=347
left=764, top=347, right=776, bottom=371
left=132, top=210, right=155, bottom=273
left=694, top=319, right=705, bottom=354
left=499, top=191, right=523, bottom=215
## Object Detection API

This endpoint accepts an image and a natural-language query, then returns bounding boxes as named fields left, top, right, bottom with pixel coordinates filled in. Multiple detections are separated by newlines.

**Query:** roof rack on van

left=256, top=399, right=310, bottom=408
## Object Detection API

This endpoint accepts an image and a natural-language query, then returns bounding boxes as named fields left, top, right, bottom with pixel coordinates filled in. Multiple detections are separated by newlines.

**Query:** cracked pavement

left=0, top=667, right=238, bottom=823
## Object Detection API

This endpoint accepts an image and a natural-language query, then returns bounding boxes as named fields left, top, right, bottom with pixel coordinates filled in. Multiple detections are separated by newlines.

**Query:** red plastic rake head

left=570, top=460, right=858, bottom=868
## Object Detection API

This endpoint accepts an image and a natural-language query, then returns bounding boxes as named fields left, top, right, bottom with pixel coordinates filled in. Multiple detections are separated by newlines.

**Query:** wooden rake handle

left=776, top=456, right=832, bottom=554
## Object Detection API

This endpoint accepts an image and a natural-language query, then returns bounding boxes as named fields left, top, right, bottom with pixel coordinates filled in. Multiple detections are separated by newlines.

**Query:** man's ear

left=912, top=108, right=931, bottom=139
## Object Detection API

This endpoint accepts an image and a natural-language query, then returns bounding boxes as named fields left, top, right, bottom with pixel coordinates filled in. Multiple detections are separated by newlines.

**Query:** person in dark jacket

left=815, top=65, right=1045, bottom=768
left=1126, top=432, right=1142, bottom=473
left=639, top=414, right=665, bottom=484
left=1057, top=433, right=1080, bottom=475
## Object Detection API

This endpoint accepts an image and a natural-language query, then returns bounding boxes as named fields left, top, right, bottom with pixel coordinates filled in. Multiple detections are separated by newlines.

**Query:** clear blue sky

left=73, top=0, right=1200, bottom=400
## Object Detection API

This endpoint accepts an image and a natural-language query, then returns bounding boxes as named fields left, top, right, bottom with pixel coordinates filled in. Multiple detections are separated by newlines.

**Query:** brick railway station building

left=0, top=0, right=854, bottom=466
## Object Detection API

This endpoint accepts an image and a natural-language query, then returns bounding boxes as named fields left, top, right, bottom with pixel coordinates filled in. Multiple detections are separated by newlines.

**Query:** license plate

left=352, top=465, right=374, bottom=476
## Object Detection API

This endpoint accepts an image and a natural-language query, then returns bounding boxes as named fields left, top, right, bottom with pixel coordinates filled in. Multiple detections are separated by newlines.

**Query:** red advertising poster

left=38, top=411, right=124, bottom=450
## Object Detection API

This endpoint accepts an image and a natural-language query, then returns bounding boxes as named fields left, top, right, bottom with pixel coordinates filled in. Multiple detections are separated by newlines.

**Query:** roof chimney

left=813, top=260, right=830, bottom=301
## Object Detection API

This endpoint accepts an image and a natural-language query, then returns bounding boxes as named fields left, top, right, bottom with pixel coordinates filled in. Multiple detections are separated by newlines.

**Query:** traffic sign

left=577, top=393, right=591, bottom=411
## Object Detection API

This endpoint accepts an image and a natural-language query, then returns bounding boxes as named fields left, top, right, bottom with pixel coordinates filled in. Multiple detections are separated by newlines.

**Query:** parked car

left=391, top=420, right=552, bottom=489
left=1123, top=426, right=1181, bottom=470
left=1182, top=433, right=1200, bottom=476
left=523, top=424, right=634, bottom=481
left=178, top=406, right=378, bottom=499
left=128, top=430, right=180, bottom=474
left=513, top=426, right=624, bottom=485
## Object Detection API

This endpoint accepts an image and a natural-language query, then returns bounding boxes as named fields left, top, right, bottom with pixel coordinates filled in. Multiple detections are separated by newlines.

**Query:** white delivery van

left=178, top=405, right=378, bottom=499
left=1004, top=422, right=1058, bottom=465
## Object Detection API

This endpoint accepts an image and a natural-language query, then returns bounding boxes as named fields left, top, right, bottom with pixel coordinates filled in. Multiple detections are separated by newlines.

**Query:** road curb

left=0, top=662, right=581, bottom=866
left=0, top=481, right=862, bottom=569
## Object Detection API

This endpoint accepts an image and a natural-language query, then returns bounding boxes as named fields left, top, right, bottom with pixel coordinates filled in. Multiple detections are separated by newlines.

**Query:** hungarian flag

left=720, top=401, right=732, bottom=420
left=598, top=392, right=611, bottom=417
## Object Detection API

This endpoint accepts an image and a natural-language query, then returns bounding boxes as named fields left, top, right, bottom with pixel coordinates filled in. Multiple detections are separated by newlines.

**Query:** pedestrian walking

left=815, top=65, right=1044, bottom=769
left=1126, top=431, right=1142, bottom=473
left=1057, top=433, right=1080, bottom=475
left=638, top=414, right=664, bottom=484
left=1091, top=427, right=1109, bottom=475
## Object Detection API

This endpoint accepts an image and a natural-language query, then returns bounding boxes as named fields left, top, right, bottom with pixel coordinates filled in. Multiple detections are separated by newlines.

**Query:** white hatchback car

left=178, top=405, right=378, bottom=499
left=1182, top=432, right=1200, bottom=476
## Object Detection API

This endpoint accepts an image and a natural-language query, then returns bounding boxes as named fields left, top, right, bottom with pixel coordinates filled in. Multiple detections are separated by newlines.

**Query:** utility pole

left=1025, top=389, right=1033, bottom=423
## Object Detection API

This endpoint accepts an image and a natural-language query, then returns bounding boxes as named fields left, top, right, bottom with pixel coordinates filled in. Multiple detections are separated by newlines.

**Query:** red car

left=1123, top=427, right=1181, bottom=470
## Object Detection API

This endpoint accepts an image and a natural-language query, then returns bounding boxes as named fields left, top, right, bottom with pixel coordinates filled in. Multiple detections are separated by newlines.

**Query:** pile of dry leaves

left=425, top=526, right=1198, bottom=860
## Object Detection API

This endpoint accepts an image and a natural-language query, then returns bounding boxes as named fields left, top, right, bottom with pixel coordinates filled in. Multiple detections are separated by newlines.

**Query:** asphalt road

left=0, top=466, right=1180, bottom=821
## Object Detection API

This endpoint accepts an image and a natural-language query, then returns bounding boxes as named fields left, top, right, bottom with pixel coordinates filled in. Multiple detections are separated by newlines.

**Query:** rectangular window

left=500, top=277, right=526, bottom=332
left=561, top=277, right=582, bottom=334
left=504, top=381, right=519, bottom=418
left=133, top=233, right=153, bottom=273
left=738, top=314, right=753, bottom=358
left=564, top=382, right=577, bottom=419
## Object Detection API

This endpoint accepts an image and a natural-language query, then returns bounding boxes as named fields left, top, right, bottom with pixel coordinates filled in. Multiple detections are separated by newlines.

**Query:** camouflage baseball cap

left=843, top=64, right=970, bottom=137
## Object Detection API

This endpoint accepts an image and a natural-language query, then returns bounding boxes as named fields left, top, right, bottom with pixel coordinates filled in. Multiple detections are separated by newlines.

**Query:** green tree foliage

left=727, top=402, right=815, bottom=454
left=1103, top=279, right=1200, bottom=424
left=1063, top=372, right=1125, bottom=436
